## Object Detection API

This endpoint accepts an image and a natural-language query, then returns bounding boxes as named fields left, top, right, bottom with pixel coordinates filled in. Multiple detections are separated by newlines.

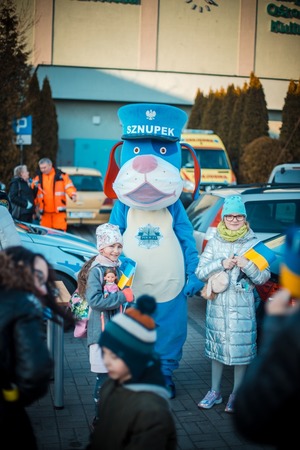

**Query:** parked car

left=16, top=220, right=98, bottom=293
left=186, top=183, right=300, bottom=255
left=267, top=163, right=300, bottom=184
left=59, top=166, right=114, bottom=225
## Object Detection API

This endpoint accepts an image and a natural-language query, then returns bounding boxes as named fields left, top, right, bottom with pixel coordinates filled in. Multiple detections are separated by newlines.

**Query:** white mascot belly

left=123, top=208, right=185, bottom=302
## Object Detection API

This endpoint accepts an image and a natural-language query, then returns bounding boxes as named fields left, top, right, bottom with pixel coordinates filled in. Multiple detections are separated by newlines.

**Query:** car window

left=70, top=175, right=103, bottom=192
left=245, top=199, right=300, bottom=234
left=182, top=150, right=230, bottom=170
left=273, top=170, right=300, bottom=184
left=187, top=194, right=223, bottom=232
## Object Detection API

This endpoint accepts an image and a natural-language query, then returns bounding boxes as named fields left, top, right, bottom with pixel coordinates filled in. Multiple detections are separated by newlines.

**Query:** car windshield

left=15, top=222, right=46, bottom=235
left=182, top=149, right=230, bottom=169
left=70, top=175, right=103, bottom=192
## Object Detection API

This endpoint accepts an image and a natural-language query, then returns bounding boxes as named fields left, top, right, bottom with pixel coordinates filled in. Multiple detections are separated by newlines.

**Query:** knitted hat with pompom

left=99, top=295, right=157, bottom=378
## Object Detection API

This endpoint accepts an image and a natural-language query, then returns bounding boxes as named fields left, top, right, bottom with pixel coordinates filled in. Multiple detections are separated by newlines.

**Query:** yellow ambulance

left=180, top=129, right=237, bottom=207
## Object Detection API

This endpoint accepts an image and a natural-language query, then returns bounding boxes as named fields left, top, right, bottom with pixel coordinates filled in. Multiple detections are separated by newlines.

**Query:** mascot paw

left=122, top=287, right=134, bottom=302
left=184, top=274, right=204, bottom=297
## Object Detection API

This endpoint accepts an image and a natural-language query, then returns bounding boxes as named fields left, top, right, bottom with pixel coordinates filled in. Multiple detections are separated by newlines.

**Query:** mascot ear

left=181, top=143, right=201, bottom=201
left=104, top=141, right=123, bottom=199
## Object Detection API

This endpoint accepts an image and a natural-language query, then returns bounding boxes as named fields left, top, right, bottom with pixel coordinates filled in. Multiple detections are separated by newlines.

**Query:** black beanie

left=99, top=295, right=157, bottom=379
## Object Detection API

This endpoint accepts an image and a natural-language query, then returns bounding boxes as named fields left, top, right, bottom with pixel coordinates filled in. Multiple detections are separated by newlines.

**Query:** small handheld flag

left=280, top=227, right=300, bottom=298
left=118, top=261, right=137, bottom=289
left=243, top=241, right=277, bottom=271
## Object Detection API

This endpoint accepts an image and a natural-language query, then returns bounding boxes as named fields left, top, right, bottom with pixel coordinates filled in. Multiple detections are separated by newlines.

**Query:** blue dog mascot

left=104, top=103, right=203, bottom=397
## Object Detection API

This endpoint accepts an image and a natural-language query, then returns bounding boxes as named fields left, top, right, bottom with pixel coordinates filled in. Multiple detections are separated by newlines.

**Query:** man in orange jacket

left=31, top=158, right=77, bottom=231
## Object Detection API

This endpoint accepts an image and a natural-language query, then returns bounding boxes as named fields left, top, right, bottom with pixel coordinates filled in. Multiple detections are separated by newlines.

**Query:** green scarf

left=217, top=221, right=248, bottom=242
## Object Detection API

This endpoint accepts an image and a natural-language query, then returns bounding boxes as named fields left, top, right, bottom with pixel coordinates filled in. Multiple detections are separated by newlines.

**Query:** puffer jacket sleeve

left=12, top=294, right=53, bottom=407
left=239, top=259, right=270, bottom=286
left=195, top=238, right=224, bottom=281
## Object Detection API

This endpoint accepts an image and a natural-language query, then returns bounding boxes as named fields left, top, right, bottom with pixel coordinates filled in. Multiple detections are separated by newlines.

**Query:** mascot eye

left=160, top=147, right=167, bottom=155
left=133, top=147, right=140, bottom=154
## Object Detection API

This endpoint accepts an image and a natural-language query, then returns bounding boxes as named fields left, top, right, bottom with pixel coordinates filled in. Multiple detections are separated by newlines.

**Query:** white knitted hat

left=96, top=223, right=123, bottom=250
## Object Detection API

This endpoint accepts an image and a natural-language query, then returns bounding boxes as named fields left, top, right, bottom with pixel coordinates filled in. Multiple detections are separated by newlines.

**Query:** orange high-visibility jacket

left=32, top=168, right=76, bottom=214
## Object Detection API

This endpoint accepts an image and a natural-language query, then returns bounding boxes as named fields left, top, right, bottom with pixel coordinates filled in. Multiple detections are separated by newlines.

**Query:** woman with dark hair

left=0, top=246, right=73, bottom=449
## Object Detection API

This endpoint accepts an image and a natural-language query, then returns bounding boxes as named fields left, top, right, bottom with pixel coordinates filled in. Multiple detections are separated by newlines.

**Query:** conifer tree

left=22, top=71, right=41, bottom=177
left=201, top=88, right=225, bottom=133
left=239, top=72, right=269, bottom=152
left=279, top=79, right=300, bottom=162
left=0, top=0, right=32, bottom=187
left=186, top=89, right=207, bottom=129
left=218, top=84, right=238, bottom=149
left=227, top=83, right=248, bottom=180
left=39, top=77, right=58, bottom=165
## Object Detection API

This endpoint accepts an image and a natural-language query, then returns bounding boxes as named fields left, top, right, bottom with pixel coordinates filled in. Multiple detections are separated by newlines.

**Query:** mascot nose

left=132, top=155, right=158, bottom=174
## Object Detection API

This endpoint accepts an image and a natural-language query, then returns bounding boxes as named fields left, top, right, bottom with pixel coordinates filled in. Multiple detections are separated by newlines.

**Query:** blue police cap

left=118, top=103, right=187, bottom=142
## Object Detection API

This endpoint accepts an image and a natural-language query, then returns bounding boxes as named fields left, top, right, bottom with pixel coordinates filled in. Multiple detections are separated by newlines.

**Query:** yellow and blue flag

left=118, top=261, right=137, bottom=289
left=280, top=227, right=300, bottom=298
left=243, top=241, right=277, bottom=271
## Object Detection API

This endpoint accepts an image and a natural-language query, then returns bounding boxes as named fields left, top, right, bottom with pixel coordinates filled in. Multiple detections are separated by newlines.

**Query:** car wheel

left=55, top=272, right=77, bottom=294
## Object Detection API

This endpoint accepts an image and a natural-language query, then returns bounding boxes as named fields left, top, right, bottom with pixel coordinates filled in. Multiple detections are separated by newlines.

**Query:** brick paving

left=27, top=295, right=274, bottom=450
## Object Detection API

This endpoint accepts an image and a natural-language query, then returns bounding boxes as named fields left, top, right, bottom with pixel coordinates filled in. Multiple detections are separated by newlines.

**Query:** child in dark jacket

left=86, top=295, right=177, bottom=450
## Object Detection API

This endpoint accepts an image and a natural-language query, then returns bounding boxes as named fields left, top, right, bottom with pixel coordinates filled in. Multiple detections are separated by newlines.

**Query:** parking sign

left=13, top=116, right=32, bottom=145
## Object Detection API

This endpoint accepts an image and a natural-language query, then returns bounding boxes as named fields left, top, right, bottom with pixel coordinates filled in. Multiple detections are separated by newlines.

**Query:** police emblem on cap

left=146, top=110, right=156, bottom=120
left=118, top=103, right=187, bottom=142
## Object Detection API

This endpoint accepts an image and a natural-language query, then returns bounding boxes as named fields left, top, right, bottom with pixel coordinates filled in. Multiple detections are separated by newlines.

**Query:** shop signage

left=267, top=1, right=300, bottom=35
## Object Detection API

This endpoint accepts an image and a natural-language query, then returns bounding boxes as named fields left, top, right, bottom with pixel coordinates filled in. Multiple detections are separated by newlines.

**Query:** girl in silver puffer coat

left=195, top=195, right=271, bottom=414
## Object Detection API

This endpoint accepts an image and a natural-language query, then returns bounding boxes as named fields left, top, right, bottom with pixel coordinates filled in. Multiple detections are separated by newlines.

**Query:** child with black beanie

left=86, top=294, right=177, bottom=450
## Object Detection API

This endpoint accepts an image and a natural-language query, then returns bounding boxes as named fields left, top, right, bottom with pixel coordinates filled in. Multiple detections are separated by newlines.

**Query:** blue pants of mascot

left=153, top=292, right=187, bottom=383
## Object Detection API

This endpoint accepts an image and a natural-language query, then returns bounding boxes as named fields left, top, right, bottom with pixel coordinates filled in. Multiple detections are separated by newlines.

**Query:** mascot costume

left=104, top=103, right=203, bottom=397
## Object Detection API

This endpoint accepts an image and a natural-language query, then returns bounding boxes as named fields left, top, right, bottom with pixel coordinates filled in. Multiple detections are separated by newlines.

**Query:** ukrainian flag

left=243, top=241, right=277, bottom=271
left=118, top=261, right=137, bottom=289
left=280, top=227, right=300, bottom=298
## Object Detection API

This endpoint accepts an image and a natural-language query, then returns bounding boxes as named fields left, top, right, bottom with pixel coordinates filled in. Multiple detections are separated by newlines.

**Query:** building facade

left=17, top=0, right=300, bottom=173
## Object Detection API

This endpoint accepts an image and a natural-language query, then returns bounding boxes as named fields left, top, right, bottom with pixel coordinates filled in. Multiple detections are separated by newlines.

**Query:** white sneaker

left=198, top=390, right=222, bottom=409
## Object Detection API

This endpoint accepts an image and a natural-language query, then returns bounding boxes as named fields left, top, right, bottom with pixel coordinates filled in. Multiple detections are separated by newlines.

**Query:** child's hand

left=222, top=256, right=236, bottom=270
left=122, top=288, right=134, bottom=302
left=234, top=255, right=248, bottom=269
left=266, top=288, right=298, bottom=316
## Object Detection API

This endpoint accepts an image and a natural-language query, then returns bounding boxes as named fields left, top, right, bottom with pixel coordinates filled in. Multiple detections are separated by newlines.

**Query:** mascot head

left=104, top=103, right=200, bottom=211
